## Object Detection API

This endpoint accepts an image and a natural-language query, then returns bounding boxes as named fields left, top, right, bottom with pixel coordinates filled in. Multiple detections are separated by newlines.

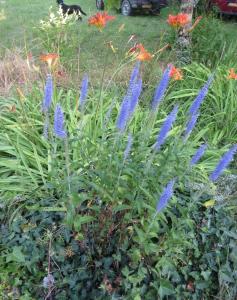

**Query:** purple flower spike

left=155, top=105, right=179, bottom=150
left=116, top=95, right=130, bottom=132
left=116, top=65, right=142, bottom=132
left=151, top=66, right=171, bottom=111
left=190, top=144, right=208, bottom=166
left=129, top=61, right=140, bottom=86
left=189, top=75, right=214, bottom=115
left=184, top=113, right=199, bottom=140
left=209, top=145, right=237, bottom=182
left=54, top=104, right=67, bottom=139
left=156, top=179, right=175, bottom=213
left=123, top=133, right=133, bottom=161
left=79, top=74, right=89, bottom=109
left=129, top=78, right=142, bottom=118
left=42, top=74, right=53, bottom=113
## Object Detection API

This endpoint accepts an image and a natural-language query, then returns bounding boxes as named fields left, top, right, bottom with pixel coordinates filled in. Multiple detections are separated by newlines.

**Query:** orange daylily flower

left=128, top=43, right=152, bottom=61
left=170, top=66, right=183, bottom=80
left=167, top=13, right=189, bottom=28
left=177, top=13, right=190, bottom=27
left=136, top=44, right=152, bottom=61
left=40, top=53, right=59, bottom=68
left=167, top=14, right=179, bottom=27
left=88, top=12, right=115, bottom=31
left=128, top=43, right=139, bottom=54
left=227, top=68, right=237, bottom=80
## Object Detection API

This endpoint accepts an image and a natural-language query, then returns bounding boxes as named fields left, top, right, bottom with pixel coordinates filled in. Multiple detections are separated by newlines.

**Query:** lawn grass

left=0, top=1, right=236, bottom=91
left=1, top=1, right=236, bottom=49
left=1, top=1, right=236, bottom=59
left=0, top=0, right=177, bottom=96
left=0, top=0, right=168, bottom=50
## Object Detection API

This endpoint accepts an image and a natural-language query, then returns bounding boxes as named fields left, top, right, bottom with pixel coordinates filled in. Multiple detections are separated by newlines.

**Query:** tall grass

left=166, top=63, right=237, bottom=145
left=1, top=62, right=235, bottom=205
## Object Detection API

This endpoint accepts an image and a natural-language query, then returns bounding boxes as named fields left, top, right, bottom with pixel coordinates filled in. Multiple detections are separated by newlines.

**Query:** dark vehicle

left=96, top=0, right=168, bottom=16
left=211, top=0, right=237, bottom=15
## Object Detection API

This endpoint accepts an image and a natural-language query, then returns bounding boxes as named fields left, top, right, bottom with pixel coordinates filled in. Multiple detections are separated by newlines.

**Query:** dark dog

left=56, top=0, right=87, bottom=18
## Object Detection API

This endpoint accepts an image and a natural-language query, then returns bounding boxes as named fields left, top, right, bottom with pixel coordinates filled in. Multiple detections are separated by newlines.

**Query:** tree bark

left=176, top=0, right=195, bottom=65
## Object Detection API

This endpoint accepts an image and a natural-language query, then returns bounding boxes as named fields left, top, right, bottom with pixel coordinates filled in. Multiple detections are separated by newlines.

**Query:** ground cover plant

left=0, top=1, right=237, bottom=299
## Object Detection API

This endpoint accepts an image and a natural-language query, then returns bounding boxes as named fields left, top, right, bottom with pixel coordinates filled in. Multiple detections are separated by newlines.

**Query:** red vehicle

left=211, top=0, right=237, bottom=15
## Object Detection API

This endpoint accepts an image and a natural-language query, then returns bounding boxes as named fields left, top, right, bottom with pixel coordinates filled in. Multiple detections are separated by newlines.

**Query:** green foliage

left=166, top=63, right=237, bottom=146
left=195, top=0, right=213, bottom=14
left=122, top=194, right=237, bottom=300
left=0, top=90, right=49, bottom=199
left=104, top=0, right=120, bottom=10
left=191, top=16, right=237, bottom=67
left=1, top=186, right=236, bottom=299
left=1, top=65, right=226, bottom=200
left=1, top=60, right=237, bottom=298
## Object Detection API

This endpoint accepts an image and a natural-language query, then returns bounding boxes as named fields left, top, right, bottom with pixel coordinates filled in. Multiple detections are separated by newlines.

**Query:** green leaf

left=158, top=279, right=175, bottom=298
left=26, top=205, right=67, bottom=212
left=10, top=246, right=25, bottom=263
left=201, top=270, right=211, bottom=280
left=219, top=271, right=235, bottom=283
left=113, top=204, right=131, bottom=213
left=73, top=215, right=95, bottom=231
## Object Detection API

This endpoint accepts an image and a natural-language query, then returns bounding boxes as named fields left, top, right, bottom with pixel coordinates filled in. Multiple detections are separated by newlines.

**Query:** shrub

left=0, top=184, right=236, bottom=299
left=0, top=61, right=237, bottom=299
left=36, top=7, right=80, bottom=65
left=191, top=16, right=237, bottom=67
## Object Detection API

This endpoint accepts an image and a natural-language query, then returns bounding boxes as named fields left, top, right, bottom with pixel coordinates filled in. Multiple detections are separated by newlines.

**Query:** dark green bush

left=191, top=16, right=237, bottom=67
left=1, top=187, right=236, bottom=299
left=0, top=197, right=127, bottom=299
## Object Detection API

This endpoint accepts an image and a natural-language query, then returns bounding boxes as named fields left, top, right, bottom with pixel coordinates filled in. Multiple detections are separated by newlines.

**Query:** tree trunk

left=176, top=0, right=195, bottom=65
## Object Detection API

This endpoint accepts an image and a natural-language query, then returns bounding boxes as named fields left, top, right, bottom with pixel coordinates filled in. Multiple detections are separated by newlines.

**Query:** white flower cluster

left=39, top=6, right=77, bottom=30
left=0, top=8, right=6, bottom=21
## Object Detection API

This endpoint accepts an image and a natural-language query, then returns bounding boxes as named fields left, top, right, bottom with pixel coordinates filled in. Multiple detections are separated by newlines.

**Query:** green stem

left=64, top=137, right=71, bottom=194
left=94, top=45, right=110, bottom=122
left=103, top=57, right=135, bottom=94
left=146, top=212, right=158, bottom=233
